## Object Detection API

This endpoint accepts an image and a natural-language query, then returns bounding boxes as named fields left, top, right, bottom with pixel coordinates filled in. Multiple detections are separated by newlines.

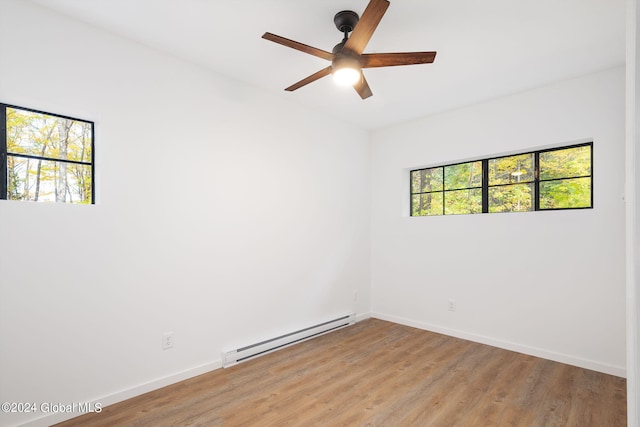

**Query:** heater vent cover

left=222, top=313, right=355, bottom=368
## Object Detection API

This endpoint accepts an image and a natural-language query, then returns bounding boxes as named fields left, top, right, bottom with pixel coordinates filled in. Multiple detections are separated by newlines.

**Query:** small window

left=411, top=167, right=443, bottom=216
left=488, top=153, right=534, bottom=213
left=1, top=104, right=94, bottom=204
left=539, top=145, right=592, bottom=209
left=410, top=143, right=592, bottom=216
left=444, top=161, right=482, bottom=215
left=410, top=161, right=483, bottom=216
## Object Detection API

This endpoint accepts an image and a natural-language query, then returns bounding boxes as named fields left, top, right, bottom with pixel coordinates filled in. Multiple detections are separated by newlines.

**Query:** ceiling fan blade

left=353, top=72, right=373, bottom=99
left=262, top=32, right=334, bottom=61
left=361, top=51, right=437, bottom=68
left=285, top=66, right=333, bottom=91
left=343, top=0, right=390, bottom=55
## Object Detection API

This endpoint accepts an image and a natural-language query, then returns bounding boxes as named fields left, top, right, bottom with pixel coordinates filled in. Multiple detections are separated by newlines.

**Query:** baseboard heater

left=222, top=313, right=355, bottom=368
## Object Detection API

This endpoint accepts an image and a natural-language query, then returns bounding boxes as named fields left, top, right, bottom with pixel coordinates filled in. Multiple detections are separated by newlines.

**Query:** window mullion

left=482, top=159, right=489, bottom=213
left=441, top=167, right=445, bottom=215
left=590, top=143, right=594, bottom=208
left=534, top=152, right=540, bottom=211
left=0, top=105, right=6, bottom=200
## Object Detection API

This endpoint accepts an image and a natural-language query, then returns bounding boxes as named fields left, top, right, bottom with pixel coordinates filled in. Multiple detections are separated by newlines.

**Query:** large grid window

left=410, top=142, right=592, bottom=216
left=0, top=103, right=94, bottom=204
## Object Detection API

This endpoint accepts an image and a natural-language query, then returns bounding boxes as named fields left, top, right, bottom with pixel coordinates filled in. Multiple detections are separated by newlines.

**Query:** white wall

left=370, top=67, right=626, bottom=376
left=627, top=0, right=640, bottom=424
left=0, top=0, right=628, bottom=425
left=0, top=1, right=371, bottom=426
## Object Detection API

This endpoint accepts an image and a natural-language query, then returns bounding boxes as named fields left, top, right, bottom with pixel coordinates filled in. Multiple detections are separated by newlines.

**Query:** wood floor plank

left=54, top=319, right=626, bottom=427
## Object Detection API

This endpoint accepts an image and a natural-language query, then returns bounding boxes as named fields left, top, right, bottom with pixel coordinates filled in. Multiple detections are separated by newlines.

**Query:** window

left=410, top=142, right=592, bottom=216
left=0, top=104, right=94, bottom=204
left=411, top=161, right=482, bottom=216
left=539, top=145, right=592, bottom=209
left=488, top=153, right=535, bottom=213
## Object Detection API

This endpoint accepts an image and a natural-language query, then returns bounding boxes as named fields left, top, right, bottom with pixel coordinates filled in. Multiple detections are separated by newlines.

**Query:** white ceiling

left=29, top=0, right=625, bottom=130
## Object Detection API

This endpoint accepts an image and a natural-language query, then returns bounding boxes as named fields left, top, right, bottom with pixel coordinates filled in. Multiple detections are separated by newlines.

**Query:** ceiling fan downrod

left=333, top=10, right=359, bottom=54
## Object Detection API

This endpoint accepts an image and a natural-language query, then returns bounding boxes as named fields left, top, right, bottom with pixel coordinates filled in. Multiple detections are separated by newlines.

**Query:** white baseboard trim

left=19, top=360, right=222, bottom=427
left=354, top=311, right=372, bottom=323
left=372, top=312, right=626, bottom=378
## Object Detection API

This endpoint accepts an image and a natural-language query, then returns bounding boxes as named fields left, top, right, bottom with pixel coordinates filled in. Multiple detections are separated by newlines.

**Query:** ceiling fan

left=262, top=0, right=437, bottom=100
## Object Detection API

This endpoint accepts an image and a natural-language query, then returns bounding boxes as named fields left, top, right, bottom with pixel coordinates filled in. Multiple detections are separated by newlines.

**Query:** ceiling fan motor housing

left=332, top=53, right=360, bottom=71
left=332, top=41, right=346, bottom=54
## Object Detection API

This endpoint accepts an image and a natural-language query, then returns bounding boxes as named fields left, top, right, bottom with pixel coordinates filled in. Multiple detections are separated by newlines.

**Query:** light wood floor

left=56, top=319, right=626, bottom=427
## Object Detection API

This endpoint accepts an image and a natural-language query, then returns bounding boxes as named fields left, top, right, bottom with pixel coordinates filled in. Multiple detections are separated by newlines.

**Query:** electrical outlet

left=448, top=299, right=456, bottom=312
left=162, top=332, right=174, bottom=350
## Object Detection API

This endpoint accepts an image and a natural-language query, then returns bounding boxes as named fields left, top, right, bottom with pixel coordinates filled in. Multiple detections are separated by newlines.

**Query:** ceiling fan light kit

left=332, top=56, right=361, bottom=86
left=262, top=0, right=437, bottom=99
left=333, top=67, right=361, bottom=86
